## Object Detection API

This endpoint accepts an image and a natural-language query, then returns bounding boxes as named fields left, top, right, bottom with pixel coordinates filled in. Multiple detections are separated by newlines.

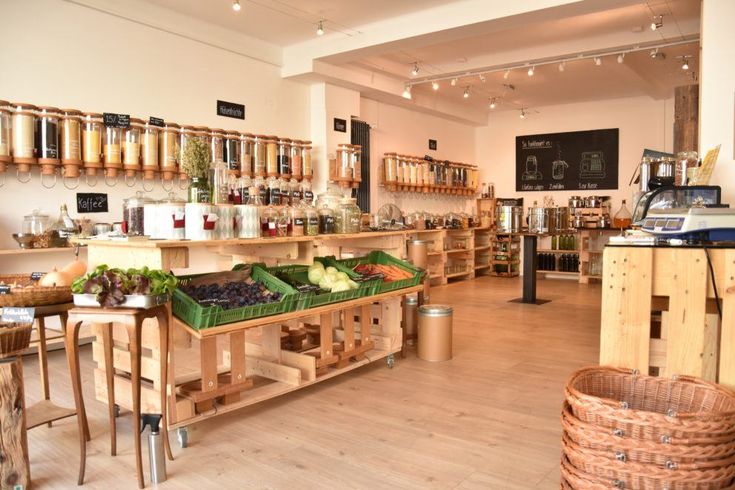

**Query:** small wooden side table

left=65, top=305, right=172, bottom=488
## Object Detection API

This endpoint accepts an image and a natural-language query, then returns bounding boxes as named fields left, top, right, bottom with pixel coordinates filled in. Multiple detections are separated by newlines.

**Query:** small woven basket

left=0, top=322, right=33, bottom=359
left=0, top=273, right=73, bottom=307
left=566, top=366, right=735, bottom=443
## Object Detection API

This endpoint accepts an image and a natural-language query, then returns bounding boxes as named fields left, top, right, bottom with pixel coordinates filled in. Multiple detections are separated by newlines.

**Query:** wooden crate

left=600, top=246, right=735, bottom=386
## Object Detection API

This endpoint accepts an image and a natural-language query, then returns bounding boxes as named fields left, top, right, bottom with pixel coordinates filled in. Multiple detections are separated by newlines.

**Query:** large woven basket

left=0, top=273, right=73, bottom=307
left=0, top=323, right=33, bottom=358
left=566, top=367, right=735, bottom=442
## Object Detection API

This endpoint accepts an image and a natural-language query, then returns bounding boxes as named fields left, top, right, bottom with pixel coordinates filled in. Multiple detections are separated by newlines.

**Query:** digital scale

left=640, top=207, right=735, bottom=242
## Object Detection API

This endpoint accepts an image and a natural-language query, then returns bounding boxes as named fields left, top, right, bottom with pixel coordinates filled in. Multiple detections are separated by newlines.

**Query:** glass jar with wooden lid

left=11, top=103, right=38, bottom=176
left=158, top=122, right=180, bottom=182
left=277, top=138, right=291, bottom=178
left=351, top=144, right=362, bottom=188
left=252, top=134, right=267, bottom=176
left=421, top=159, right=431, bottom=192
left=59, top=109, right=83, bottom=178
left=333, top=143, right=352, bottom=187
left=301, top=141, right=312, bottom=180
left=81, top=112, right=103, bottom=176
left=34, top=106, right=61, bottom=180
left=141, top=121, right=160, bottom=181
left=118, top=118, right=142, bottom=179
left=290, top=140, right=302, bottom=180
left=408, top=157, right=419, bottom=188
left=224, top=131, right=240, bottom=177
left=415, top=157, right=425, bottom=189
left=265, top=135, right=278, bottom=177
left=239, top=133, right=254, bottom=178
left=177, top=125, right=196, bottom=182
left=209, top=128, right=225, bottom=164
left=383, top=152, right=397, bottom=190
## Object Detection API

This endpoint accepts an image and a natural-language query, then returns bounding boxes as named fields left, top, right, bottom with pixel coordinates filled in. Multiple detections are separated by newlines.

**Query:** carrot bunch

left=354, top=264, right=413, bottom=283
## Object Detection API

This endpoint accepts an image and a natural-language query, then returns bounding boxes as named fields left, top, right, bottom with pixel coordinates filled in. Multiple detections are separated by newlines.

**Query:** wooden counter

left=599, top=245, right=735, bottom=387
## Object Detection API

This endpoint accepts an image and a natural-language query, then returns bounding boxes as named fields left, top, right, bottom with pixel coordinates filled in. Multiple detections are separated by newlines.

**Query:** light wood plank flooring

left=22, top=276, right=600, bottom=489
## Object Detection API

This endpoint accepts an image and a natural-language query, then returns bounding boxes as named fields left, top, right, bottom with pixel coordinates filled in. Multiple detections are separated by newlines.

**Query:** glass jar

left=336, top=144, right=352, bottom=181
left=318, top=204, right=336, bottom=234
left=23, top=209, right=49, bottom=235
left=236, top=187, right=262, bottom=239
left=315, top=189, right=343, bottom=213
left=224, top=132, right=240, bottom=176
left=277, top=138, right=291, bottom=177
left=252, top=134, right=267, bottom=176
left=188, top=176, right=211, bottom=203
left=290, top=140, right=302, bottom=180
left=12, top=103, right=38, bottom=170
left=82, top=112, right=103, bottom=175
left=301, top=179, right=314, bottom=204
left=289, top=178, right=301, bottom=205
left=35, top=106, right=61, bottom=171
left=304, top=203, right=319, bottom=236
left=209, top=128, right=225, bottom=163
left=338, top=197, right=361, bottom=234
left=123, top=191, right=151, bottom=236
left=409, top=158, right=418, bottom=186
left=277, top=206, right=290, bottom=237
left=383, top=152, right=397, bottom=187
left=351, top=145, right=362, bottom=187
left=236, top=175, right=252, bottom=204
left=265, top=135, right=278, bottom=176
left=265, top=176, right=280, bottom=206
left=239, top=133, right=254, bottom=178
left=159, top=122, right=180, bottom=181
left=141, top=122, right=159, bottom=179
left=210, top=161, right=230, bottom=205
left=290, top=205, right=305, bottom=237
left=0, top=100, right=11, bottom=166
left=253, top=174, right=266, bottom=201
left=302, top=141, right=312, bottom=180
left=278, top=177, right=290, bottom=206
left=422, top=160, right=431, bottom=187
left=104, top=124, right=123, bottom=173
left=260, top=203, right=278, bottom=238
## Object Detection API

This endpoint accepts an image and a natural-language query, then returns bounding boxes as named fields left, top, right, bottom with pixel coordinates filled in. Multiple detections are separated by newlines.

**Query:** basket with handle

left=0, top=322, right=33, bottom=359
left=0, top=273, right=73, bottom=307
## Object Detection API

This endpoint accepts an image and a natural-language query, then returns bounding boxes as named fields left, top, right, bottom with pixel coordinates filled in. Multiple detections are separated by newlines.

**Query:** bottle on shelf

left=551, top=235, right=558, bottom=250
left=613, top=199, right=632, bottom=230
left=49, top=204, right=77, bottom=247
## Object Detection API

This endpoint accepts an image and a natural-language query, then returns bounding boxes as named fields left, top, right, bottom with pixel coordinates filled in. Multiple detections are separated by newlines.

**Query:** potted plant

left=181, top=137, right=212, bottom=203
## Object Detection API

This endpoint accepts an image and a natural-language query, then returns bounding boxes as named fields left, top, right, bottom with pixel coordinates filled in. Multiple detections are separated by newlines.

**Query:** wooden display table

left=600, top=245, right=735, bottom=387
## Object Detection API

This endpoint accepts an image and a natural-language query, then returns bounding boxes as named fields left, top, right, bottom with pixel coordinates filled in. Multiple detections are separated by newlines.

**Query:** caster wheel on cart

left=177, top=427, right=189, bottom=449
left=113, top=404, right=121, bottom=418
left=386, top=354, right=395, bottom=369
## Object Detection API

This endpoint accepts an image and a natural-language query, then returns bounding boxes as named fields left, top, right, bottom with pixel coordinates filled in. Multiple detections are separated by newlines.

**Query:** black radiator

left=351, top=118, right=371, bottom=212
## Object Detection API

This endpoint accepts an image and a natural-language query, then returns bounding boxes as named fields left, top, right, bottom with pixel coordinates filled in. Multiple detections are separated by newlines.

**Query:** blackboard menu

left=516, top=128, right=619, bottom=192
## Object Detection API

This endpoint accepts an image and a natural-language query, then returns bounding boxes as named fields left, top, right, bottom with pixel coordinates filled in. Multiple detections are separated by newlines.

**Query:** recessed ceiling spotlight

left=520, top=109, right=526, bottom=119
left=489, top=98, right=497, bottom=109
left=463, top=86, right=470, bottom=99
left=232, top=0, right=241, bottom=11
left=617, top=53, right=625, bottom=64
left=450, top=78, right=457, bottom=86
left=527, top=65, right=535, bottom=77
left=503, top=70, right=510, bottom=80
left=479, top=74, right=486, bottom=83
left=594, top=57, right=602, bottom=66
left=316, top=20, right=324, bottom=36
left=432, top=81, right=439, bottom=91
left=650, top=15, right=663, bottom=31
left=411, top=62, right=420, bottom=76
left=402, top=84, right=412, bottom=100
left=558, top=62, right=565, bottom=72
left=681, top=56, right=690, bottom=70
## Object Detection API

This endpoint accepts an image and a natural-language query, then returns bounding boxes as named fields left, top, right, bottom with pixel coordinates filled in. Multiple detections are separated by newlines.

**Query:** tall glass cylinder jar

left=209, top=128, right=225, bottom=164
left=302, top=141, right=312, bottom=180
left=120, top=119, right=142, bottom=178
left=265, top=135, right=278, bottom=177
left=383, top=153, right=397, bottom=188
left=290, top=140, right=302, bottom=180
left=82, top=113, right=103, bottom=176
left=35, top=106, right=61, bottom=176
left=239, top=133, right=253, bottom=178
left=159, top=122, right=179, bottom=181
left=141, top=122, right=159, bottom=180
left=0, top=101, right=12, bottom=174
left=102, top=126, right=124, bottom=178
left=277, top=138, right=291, bottom=178
left=12, top=103, right=37, bottom=172
left=336, top=144, right=352, bottom=183
left=351, top=145, right=362, bottom=188
left=60, top=109, right=82, bottom=177
left=224, top=132, right=240, bottom=177
left=178, top=125, right=196, bottom=180
left=252, top=134, right=267, bottom=176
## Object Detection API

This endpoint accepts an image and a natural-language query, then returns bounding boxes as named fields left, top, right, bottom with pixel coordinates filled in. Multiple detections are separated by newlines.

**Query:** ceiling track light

left=402, top=84, right=412, bottom=100
left=558, top=62, right=565, bottom=72
left=478, top=74, right=486, bottom=83
left=411, top=62, right=420, bottom=76
left=503, top=70, right=510, bottom=80
left=232, top=0, right=241, bottom=11
left=489, top=98, right=497, bottom=109
left=651, top=15, right=664, bottom=31
left=431, top=81, right=439, bottom=91
left=680, top=56, right=690, bottom=70
left=316, top=20, right=324, bottom=36
left=450, top=78, right=457, bottom=86
left=463, top=87, right=470, bottom=99
left=617, top=53, right=625, bottom=64
left=527, top=65, right=535, bottom=77
left=520, top=109, right=526, bottom=119
left=594, top=57, right=602, bottom=66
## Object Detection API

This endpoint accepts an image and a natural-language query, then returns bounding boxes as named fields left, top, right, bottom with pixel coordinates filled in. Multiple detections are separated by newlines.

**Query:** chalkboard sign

left=0, top=285, right=10, bottom=295
left=1, top=306, right=35, bottom=324
left=423, top=155, right=434, bottom=162
left=30, top=272, right=44, bottom=281
left=149, top=116, right=165, bottom=127
left=516, top=128, right=619, bottom=192
left=77, top=193, right=109, bottom=213
left=429, top=139, right=437, bottom=150
left=103, top=112, right=130, bottom=129
left=217, top=100, right=245, bottom=120
left=333, top=118, right=347, bottom=133
left=497, top=197, right=524, bottom=207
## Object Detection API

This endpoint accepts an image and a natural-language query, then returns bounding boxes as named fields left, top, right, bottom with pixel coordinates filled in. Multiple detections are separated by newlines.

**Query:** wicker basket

left=566, top=367, right=735, bottom=443
left=0, top=323, right=33, bottom=358
left=0, top=273, right=73, bottom=307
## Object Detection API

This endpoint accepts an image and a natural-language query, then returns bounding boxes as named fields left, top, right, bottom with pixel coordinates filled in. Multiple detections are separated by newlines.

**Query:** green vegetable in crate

left=307, top=263, right=325, bottom=284
left=306, top=261, right=358, bottom=293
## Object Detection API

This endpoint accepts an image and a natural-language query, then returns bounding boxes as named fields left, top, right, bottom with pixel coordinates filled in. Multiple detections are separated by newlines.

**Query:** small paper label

left=2, top=306, right=35, bottom=323
left=268, top=222, right=276, bottom=229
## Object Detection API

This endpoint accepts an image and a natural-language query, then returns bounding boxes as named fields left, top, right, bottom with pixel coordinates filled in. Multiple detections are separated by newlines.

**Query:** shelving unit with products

left=490, top=233, right=521, bottom=278
left=536, top=233, right=580, bottom=278
left=578, top=229, right=619, bottom=283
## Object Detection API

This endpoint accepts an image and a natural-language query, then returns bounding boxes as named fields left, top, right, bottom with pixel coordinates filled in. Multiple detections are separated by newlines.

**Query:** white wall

left=360, top=97, right=477, bottom=214
left=700, top=0, right=735, bottom=205
left=475, top=96, right=675, bottom=213
left=0, top=0, right=310, bottom=250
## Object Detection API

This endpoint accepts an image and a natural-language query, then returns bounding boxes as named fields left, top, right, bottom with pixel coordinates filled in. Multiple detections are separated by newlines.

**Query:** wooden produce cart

left=600, top=245, right=735, bottom=387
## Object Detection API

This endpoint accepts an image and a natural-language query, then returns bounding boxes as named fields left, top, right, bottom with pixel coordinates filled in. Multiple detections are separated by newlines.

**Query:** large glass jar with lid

left=0, top=100, right=12, bottom=171
left=81, top=112, right=103, bottom=176
left=260, top=202, right=278, bottom=238
left=121, top=119, right=142, bottom=179
left=301, top=179, right=314, bottom=204
left=239, top=133, right=254, bottom=178
left=265, top=135, right=278, bottom=177
left=383, top=153, right=397, bottom=189
left=290, top=204, right=305, bottom=236
left=11, top=103, right=37, bottom=173
left=105, top=123, right=124, bottom=177
left=318, top=204, right=336, bottom=234
left=236, top=186, right=262, bottom=239
left=159, top=122, right=180, bottom=182
left=289, top=178, right=301, bottom=205
left=315, top=188, right=343, bottom=213
left=278, top=177, right=290, bottom=206
left=235, top=174, right=252, bottom=204
left=123, top=191, right=152, bottom=236
left=337, top=197, right=361, bottom=234
left=209, top=129, right=225, bottom=163
left=304, top=202, right=319, bottom=236
left=35, top=106, right=61, bottom=167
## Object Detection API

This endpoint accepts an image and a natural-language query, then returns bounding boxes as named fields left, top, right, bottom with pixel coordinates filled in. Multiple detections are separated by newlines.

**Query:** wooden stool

left=65, top=305, right=173, bottom=488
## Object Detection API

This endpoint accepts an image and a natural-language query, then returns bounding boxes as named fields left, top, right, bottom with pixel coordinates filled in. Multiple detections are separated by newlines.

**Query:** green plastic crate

left=173, top=266, right=298, bottom=330
left=334, top=251, right=425, bottom=294
left=314, top=256, right=382, bottom=295
left=266, top=264, right=367, bottom=310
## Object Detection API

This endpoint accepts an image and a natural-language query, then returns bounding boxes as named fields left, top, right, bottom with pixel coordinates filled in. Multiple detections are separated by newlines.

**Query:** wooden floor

left=22, top=276, right=601, bottom=489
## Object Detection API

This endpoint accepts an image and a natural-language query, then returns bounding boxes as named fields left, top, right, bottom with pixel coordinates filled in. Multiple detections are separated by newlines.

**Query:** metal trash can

left=417, top=304, right=453, bottom=361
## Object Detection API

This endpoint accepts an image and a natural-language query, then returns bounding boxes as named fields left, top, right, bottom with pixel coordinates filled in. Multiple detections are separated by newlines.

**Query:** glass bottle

left=237, top=187, right=262, bottom=239
left=266, top=175, right=280, bottom=205
left=278, top=205, right=291, bottom=237
left=278, top=176, right=290, bottom=206
left=236, top=174, right=252, bottom=204
left=318, top=204, right=335, bottom=234
left=277, top=138, right=291, bottom=178
left=551, top=235, right=558, bottom=250
left=253, top=174, right=266, bottom=202
left=613, top=199, right=632, bottom=229
left=260, top=201, right=278, bottom=238
left=48, top=204, right=77, bottom=247
left=289, top=177, right=301, bottom=205
left=301, top=179, right=314, bottom=204
left=210, top=161, right=230, bottom=205
left=304, top=202, right=319, bottom=236
left=290, top=204, right=305, bottom=236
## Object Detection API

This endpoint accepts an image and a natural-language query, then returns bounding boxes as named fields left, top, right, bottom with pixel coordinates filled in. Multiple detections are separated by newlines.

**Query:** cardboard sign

left=1, top=307, right=35, bottom=324
left=77, top=193, right=109, bottom=213
left=333, top=118, right=347, bottom=133
left=217, top=100, right=245, bottom=120
left=103, top=112, right=130, bottom=128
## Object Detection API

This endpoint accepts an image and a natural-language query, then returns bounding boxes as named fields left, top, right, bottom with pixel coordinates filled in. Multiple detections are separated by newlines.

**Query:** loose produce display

left=71, top=265, right=178, bottom=307
left=180, top=279, right=282, bottom=310
left=306, top=262, right=359, bottom=293
left=353, top=263, right=414, bottom=283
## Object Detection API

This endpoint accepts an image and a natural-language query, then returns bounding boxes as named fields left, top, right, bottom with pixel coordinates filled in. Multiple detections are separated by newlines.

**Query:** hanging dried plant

left=181, top=137, right=211, bottom=179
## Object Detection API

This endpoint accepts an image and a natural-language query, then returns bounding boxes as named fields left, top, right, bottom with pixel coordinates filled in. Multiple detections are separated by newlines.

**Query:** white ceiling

left=144, top=0, right=457, bottom=46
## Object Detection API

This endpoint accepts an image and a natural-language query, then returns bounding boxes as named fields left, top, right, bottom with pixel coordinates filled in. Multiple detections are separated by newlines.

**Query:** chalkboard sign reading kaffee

left=516, top=128, right=619, bottom=192
left=77, top=193, right=109, bottom=213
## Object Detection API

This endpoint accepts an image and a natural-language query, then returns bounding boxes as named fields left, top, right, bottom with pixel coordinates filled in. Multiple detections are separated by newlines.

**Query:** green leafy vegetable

left=72, top=265, right=178, bottom=307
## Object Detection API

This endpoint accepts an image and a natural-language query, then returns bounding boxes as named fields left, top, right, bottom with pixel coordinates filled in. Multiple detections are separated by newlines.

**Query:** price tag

left=0, top=285, right=11, bottom=295
left=103, top=112, right=130, bottom=129
left=30, top=272, right=44, bottom=281
left=2, top=306, right=35, bottom=324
